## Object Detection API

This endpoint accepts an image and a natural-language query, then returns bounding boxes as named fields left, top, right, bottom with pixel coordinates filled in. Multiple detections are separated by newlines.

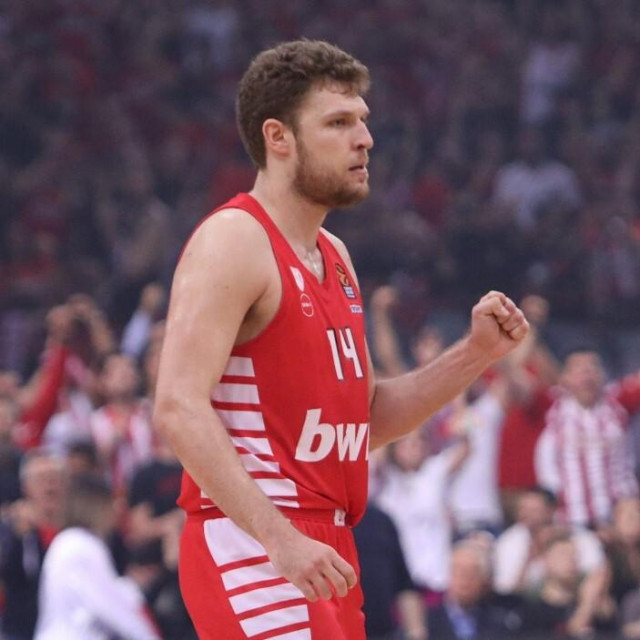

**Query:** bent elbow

left=152, top=395, right=186, bottom=439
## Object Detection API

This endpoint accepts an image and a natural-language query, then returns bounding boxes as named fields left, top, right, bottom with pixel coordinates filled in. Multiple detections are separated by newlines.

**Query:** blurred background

left=1, top=0, right=640, bottom=639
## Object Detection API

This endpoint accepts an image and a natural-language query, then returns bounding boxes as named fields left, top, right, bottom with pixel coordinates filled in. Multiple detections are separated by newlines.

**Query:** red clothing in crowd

left=498, top=385, right=552, bottom=491
left=16, top=344, right=69, bottom=450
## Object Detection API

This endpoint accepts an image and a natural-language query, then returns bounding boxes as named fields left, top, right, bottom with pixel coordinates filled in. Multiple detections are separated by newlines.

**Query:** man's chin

left=331, top=184, right=370, bottom=209
left=296, top=177, right=370, bottom=210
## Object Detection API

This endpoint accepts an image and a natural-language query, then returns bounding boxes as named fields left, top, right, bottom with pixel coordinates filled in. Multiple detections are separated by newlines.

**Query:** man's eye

left=331, top=119, right=347, bottom=127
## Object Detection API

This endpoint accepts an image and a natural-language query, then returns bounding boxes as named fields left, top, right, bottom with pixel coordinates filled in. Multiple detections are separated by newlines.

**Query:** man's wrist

left=253, top=511, right=299, bottom=552
left=459, top=334, right=496, bottom=371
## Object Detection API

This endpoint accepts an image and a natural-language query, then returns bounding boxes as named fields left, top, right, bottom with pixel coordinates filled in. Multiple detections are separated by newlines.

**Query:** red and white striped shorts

left=179, top=511, right=365, bottom=640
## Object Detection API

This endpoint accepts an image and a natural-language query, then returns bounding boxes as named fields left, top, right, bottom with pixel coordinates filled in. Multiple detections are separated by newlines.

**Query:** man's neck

left=251, top=173, right=328, bottom=254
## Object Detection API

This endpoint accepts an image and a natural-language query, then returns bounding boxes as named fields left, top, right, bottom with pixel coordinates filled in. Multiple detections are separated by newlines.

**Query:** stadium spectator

left=354, top=503, right=427, bottom=640
left=498, top=294, right=560, bottom=523
left=493, top=487, right=605, bottom=597
left=375, top=426, right=470, bottom=595
left=426, top=539, right=519, bottom=639
left=0, top=449, right=64, bottom=640
left=39, top=296, right=113, bottom=455
left=603, top=498, right=640, bottom=607
left=120, top=283, right=166, bottom=361
left=519, top=4, right=582, bottom=125
left=535, top=348, right=640, bottom=528
left=518, top=529, right=615, bottom=638
left=10, top=305, right=72, bottom=452
left=126, top=433, right=194, bottom=639
left=492, top=126, right=581, bottom=231
left=90, top=353, right=153, bottom=495
left=35, top=473, right=160, bottom=640
left=449, top=366, right=528, bottom=538
left=0, top=396, right=22, bottom=507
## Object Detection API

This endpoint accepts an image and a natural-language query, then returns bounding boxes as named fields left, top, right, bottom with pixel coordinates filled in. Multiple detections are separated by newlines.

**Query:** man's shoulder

left=181, top=207, right=273, bottom=271
left=47, top=528, right=105, bottom=562
left=194, top=207, right=268, bottom=242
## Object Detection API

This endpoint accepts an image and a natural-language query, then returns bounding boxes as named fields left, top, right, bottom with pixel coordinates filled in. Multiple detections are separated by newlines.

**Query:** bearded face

left=292, top=135, right=370, bottom=209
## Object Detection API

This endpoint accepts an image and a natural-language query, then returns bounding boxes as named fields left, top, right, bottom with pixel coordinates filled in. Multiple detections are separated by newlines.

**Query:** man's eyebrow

left=324, top=108, right=371, bottom=119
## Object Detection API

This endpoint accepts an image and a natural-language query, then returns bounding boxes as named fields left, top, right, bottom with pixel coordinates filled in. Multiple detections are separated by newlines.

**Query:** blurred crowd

left=362, top=287, right=640, bottom=639
left=3, top=0, right=640, bottom=373
left=1, top=0, right=640, bottom=639
left=2, top=288, right=640, bottom=640
left=0, top=287, right=193, bottom=639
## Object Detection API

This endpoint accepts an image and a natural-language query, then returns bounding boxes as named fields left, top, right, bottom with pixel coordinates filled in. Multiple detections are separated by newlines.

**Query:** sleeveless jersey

left=178, top=193, right=370, bottom=524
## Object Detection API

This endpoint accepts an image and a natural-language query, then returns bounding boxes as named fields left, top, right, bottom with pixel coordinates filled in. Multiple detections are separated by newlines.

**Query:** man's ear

left=262, top=119, right=294, bottom=160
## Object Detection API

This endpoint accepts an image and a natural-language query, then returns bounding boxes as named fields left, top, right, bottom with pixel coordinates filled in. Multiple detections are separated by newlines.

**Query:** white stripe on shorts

left=229, top=582, right=304, bottom=615
left=268, top=630, right=312, bottom=640
left=220, top=561, right=281, bottom=591
left=203, top=518, right=311, bottom=637
left=239, top=604, right=310, bottom=637
left=204, top=518, right=266, bottom=566
left=272, top=498, right=301, bottom=508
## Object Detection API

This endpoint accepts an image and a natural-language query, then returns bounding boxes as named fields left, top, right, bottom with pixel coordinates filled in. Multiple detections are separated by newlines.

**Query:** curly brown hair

left=236, top=39, right=370, bottom=168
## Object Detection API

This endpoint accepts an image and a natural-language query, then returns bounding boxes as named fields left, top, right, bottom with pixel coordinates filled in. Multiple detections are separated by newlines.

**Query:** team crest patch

left=300, top=293, right=314, bottom=317
left=335, top=263, right=357, bottom=299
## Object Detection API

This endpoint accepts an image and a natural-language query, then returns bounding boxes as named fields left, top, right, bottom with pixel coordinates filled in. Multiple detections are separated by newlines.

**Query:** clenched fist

left=467, top=291, right=530, bottom=362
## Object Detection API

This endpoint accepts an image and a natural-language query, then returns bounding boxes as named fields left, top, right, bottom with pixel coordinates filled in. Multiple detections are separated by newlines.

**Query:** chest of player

left=231, top=243, right=368, bottom=399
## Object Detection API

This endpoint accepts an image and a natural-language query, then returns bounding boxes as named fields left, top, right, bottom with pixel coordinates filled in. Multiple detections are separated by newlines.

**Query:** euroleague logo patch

left=335, top=263, right=357, bottom=299
left=300, top=293, right=314, bottom=317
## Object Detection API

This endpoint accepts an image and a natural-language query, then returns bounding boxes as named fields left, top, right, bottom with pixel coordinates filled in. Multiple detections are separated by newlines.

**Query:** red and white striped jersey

left=90, top=400, right=154, bottom=495
left=535, top=384, right=640, bottom=527
left=178, top=194, right=370, bottom=524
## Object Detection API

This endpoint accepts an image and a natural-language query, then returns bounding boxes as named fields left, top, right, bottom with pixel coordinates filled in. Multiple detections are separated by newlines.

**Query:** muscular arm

left=369, top=335, right=496, bottom=449
left=325, top=233, right=529, bottom=450
left=154, top=211, right=355, bottom=601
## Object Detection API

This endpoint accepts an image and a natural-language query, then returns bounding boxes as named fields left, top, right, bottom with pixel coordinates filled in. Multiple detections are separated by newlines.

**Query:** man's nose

left=355, top=121, right=374, bottom=150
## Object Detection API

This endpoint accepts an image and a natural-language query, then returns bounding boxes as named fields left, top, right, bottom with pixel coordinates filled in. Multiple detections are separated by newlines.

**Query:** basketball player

left=154, top=40, right=529, bottom=640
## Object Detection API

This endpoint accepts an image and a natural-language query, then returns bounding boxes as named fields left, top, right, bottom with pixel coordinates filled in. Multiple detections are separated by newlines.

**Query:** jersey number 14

left=326, top=328, right=364, bottom=381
